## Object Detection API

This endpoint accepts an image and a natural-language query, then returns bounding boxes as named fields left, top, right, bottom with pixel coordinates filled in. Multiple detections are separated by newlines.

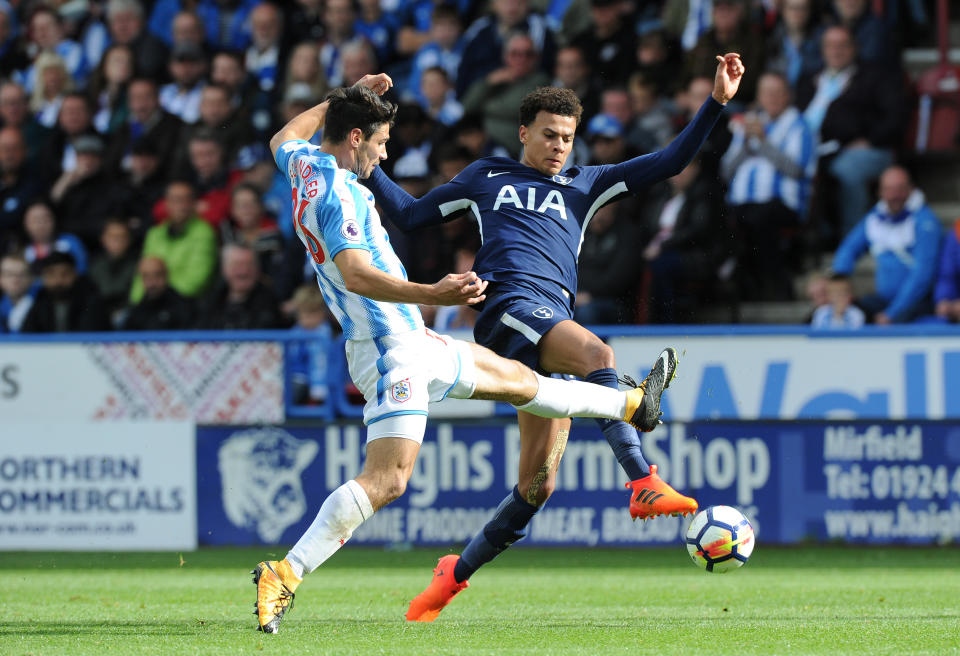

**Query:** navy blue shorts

left=473, top=282, right=574, bottom=372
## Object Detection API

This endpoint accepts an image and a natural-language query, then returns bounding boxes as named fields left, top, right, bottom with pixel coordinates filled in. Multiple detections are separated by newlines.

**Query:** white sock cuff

left=346, top=479, right=374, bottom=520
left=531, top=372, right=554, bottom=405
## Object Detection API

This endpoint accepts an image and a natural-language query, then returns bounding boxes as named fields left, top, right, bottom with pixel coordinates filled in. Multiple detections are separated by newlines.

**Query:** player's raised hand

left=355, top=73, right=393, bottom=96
left=431, top=271, right=488, bottom=306
left=712, top=53, right=745, bottom=105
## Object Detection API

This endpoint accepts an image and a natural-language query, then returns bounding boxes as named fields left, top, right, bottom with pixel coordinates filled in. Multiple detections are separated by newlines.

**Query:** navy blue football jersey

left=368, top=97, right=724, bottom=299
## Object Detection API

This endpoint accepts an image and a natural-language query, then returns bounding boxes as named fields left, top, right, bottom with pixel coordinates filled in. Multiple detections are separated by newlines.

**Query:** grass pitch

left=3, top=546, right=959, bottom=656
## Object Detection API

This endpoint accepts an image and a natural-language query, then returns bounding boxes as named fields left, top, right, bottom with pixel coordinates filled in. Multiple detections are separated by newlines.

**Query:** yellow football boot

left=252, top=559, right=301, bottom=633
left=623, top=347, right=678, bottom=432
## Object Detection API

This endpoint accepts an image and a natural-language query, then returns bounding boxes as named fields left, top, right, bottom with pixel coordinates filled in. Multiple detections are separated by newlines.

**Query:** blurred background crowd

left=1, top=0, right=958, bottom=339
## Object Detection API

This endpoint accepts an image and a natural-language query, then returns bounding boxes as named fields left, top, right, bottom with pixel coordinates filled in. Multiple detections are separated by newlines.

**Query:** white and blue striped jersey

left=275, top=139, right=423, bottom=340
left=811, top=304, right=865, bottom=329
left=724, top=107, right=817, bottom=215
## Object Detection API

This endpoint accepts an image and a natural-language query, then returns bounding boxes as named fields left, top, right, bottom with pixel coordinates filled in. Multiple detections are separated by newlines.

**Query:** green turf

left=3, top=546, right=959, bottom=656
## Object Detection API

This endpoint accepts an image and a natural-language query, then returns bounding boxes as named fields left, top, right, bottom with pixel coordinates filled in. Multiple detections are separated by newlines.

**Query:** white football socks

left=515, top=373, right=628, bottom=420
left=286, top=479, right=374, bottom=578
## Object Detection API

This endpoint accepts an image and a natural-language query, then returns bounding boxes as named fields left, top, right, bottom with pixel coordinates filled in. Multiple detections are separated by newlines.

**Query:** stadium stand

left=0, top=0, right=957, bottom=331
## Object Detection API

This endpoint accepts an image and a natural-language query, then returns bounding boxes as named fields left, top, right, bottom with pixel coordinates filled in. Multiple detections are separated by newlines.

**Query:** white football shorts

left=344, top=327, right=478, bottom=443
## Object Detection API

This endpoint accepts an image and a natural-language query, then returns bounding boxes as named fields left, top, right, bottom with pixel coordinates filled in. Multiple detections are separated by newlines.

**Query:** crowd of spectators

left=0, top=0, right=954, bottom=335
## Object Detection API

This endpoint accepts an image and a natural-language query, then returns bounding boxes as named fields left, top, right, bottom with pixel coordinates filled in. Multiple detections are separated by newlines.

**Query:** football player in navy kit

left=367, top=53, right=745, bottom=621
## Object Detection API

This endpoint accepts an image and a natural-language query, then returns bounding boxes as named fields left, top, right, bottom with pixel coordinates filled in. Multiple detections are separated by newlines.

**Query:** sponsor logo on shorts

left=532, top=306, right=554, bottom=319
left=341, top=219, right=361, bottom=241
left=391, top=378, right=412, bottom=403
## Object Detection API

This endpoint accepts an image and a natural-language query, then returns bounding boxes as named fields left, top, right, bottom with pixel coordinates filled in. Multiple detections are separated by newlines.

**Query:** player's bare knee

left=356, top=468, right=409, bottom=508
left=588, top=342, right=615, bottom=369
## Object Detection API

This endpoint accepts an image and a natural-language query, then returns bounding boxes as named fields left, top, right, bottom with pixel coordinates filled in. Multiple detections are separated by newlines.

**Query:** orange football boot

left=625, top=465, right=698, bottom=520
left=405, top=554, right=469, bottom=622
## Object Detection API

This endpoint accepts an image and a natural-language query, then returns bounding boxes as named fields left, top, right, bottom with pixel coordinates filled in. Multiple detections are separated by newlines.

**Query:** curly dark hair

left=322, top=85, right=397, bottom=143
left=518, top=87, right=583, bottom=128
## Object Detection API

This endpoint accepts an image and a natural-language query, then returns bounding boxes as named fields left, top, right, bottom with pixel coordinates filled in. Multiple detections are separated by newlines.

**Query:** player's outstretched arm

left=367, top=165, right=477, bottom=232
left=268, top=73, right=394, bottom=160
left=334, top=248, right=487, bottom=306
left=609, top=53, right=745, bottom=190
left=366, top=164, right=474, bottom=232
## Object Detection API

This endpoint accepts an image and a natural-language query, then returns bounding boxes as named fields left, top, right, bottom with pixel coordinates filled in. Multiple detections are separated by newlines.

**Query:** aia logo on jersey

left=533, top=306, right=554, bottom=319
left=493, top=185, right=568, bottom=220
left=551, top=175, right=572, bottom=185
left=341, top=219, right=361, bottom=241
left=391, top=379, right=411, bottom=403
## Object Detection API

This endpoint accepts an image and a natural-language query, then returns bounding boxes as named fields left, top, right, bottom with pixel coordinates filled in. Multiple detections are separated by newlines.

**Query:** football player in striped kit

left=251, top=75, right=682, bottom=633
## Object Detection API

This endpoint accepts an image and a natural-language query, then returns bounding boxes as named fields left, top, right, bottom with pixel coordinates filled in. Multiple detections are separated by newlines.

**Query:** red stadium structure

left=911, top=0, right=960, bottom=152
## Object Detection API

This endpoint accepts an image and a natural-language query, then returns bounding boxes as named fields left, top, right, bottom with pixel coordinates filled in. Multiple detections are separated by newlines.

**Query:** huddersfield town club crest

left=391, top=379, right=411, bottom=403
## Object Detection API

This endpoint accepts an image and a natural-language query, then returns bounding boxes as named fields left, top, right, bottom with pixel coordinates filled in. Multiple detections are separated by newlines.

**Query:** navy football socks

left=454, top=369, right=650, bottom=583
left=454, top=486, right=538, bottom=583
left=585, top=367, right=650, bottom=480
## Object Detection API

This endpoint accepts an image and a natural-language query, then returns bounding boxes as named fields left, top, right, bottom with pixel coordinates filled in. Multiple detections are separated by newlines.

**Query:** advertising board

left=610, top=334, right=960, bottom=421
left=0, top=422, right=197, bottom=550
left=0, top=342, right=283, bottom=424
left=197, top=421, right=960, bottom=547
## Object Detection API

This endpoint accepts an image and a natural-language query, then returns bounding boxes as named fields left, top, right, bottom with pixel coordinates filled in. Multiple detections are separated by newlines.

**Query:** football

left=684, top=505, right=755, bottom=573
